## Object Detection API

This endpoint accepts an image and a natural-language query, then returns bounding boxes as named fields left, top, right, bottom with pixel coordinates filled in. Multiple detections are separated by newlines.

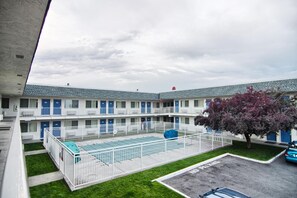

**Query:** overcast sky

left=28, top=0, right=297, bottom=93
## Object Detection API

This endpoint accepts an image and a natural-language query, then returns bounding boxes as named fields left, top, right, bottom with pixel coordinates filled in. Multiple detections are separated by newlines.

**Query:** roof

left=23, top=78, right=297, bottom=100
left=159, top=78, right=297, bottom=99
left=23, top=85, right=159, bottom=100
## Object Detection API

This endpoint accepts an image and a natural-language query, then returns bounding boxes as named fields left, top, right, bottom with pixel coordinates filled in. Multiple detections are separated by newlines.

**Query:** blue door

left=40, top=121, right=49, bottom=139
left=175, top=117, right=179, bottom=129
left=53, top=99, right=61, bottom=115
left=267, top=132, right=276, bottom=142
left=205, top=99, right=212, bottom=109
left=108, top=119, right=114, bottom=133
left=53, top=121, right=61, bottom=137
left=281, top=130, right=291, bottom=143
left=175, top=100, right=179, bottom=113
left=100, top=101, right=106, bottom=114
left=147, top=102, right=151, bottom=113
left=147, top=117, right=151, bottom=129
left=206, top=127, right=212, bottom=133
left=108, top=101, right=114, bottom=114
left=100, top=119, right=106, bottom=133
left=141, top=102, right=146, bottom=113
left=41, top=99, right=50, bottom=115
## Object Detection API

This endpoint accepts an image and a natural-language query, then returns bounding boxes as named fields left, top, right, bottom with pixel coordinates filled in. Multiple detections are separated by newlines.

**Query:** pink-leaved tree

left=194, top=87, right=297, bottom=148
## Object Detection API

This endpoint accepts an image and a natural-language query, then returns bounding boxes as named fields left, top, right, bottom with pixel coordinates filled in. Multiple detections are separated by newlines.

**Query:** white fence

left=43, top=127, right=232, bottom=190
left=46, top=121, right=206, bottom=141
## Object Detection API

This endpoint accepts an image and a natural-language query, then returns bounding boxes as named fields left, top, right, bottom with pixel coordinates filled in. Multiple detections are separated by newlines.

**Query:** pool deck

left=69, top=133, right=230, bottom=190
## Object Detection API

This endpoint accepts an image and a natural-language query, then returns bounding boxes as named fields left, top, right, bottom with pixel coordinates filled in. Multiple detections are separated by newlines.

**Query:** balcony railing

left=43, top=121, right=206, bottom=141
left=19, top=107, right=205, bottom=117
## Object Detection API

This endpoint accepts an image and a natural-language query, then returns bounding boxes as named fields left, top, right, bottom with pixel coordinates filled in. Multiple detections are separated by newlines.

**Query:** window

left=20, top=122, right=37, bottom=133
left=153, top=102, right=160, bottom=108
left=185, top=100, right=189, bottom=107
left=86, top=100, right=98, bottom=108
left=85, top=120, right=97, bottom=128
left=116, top=101, right=126, bottom=108
left=64, top=120, right=78, bottom=130
left=1, top=98, right=9, bottom=109
left=131, top=101, right=139, bottom=108
left=185, top=117, right=190, bottom=124
left=180, top=100, right=189, bottom=107
left=131, top=118, right=136, bottom=125
left=116, top=118, right=126, bottom=126
left=20, top=99, right=38, bottom=108
left=194, top=99, right=203, bottom=107
left=64, top=100, right=79, bottom=108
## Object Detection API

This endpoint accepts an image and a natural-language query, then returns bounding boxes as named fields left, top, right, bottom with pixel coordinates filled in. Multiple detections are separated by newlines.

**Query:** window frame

left=1, top=98, right=9, bottom=109
left=85, top=119, right=97, bottom=128
left=64, top=99, right=79, bottom=109
left=20, top=122, right=37, bottom=133
left=131, top=101, right=139, bottom=108
left=116, top=101, right=126, bottom=108
left=65, top=120, right=79, bottom=130
left=86, top=100, right=98, bottom=108
left=20, top=98, right=38, bottom=109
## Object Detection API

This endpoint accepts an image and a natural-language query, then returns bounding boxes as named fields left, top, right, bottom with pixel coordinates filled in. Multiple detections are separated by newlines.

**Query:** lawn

left=26, top=153, right=58, bottom=177
left=24, top=142, right=44, bottom=152
left=29, top=141, right=284, bottom=198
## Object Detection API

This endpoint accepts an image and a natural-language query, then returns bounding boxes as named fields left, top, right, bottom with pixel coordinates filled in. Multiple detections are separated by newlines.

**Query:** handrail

left=1, top=116, right=29, bottom=198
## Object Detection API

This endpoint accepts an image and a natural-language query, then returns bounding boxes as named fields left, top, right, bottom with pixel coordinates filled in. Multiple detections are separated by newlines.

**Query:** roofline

left=25, top=83, right=157, bottom=95
left=160, top=78, right=297, bottom=94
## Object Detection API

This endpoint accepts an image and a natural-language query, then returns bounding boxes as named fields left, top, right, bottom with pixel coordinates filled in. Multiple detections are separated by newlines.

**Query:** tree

left=194, top=87, right=297, bottom=148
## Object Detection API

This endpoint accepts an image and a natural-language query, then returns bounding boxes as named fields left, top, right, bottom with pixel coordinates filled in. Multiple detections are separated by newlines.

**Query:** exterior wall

left=9, top=90, right=296, bottom=142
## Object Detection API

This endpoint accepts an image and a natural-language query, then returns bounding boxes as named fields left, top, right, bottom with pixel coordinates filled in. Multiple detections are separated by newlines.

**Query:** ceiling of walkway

left=0, top=0, right=51, bottom=96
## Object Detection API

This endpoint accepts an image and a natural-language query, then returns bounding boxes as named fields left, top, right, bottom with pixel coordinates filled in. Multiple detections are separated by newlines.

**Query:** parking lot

left=162, top=155, right=297, bottom=198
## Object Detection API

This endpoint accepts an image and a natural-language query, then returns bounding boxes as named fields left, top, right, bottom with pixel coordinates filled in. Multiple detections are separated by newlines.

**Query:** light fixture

left=16, top=54, right=24, bottom=59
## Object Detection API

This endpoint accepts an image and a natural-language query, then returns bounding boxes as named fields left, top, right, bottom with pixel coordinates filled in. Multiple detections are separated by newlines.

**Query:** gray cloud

left=29, top=0, right=297, bottom=92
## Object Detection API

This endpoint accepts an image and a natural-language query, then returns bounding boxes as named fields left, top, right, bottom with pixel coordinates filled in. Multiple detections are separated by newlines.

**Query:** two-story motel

left=1, top=0, right=297, bottom=196
left=2, top=78, right=297, bottom=144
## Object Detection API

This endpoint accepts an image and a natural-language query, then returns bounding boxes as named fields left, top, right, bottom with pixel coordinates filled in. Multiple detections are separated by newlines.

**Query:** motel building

left=1, top=0, right=297, bottom=197
left=1, top=80, right=297, bottom=144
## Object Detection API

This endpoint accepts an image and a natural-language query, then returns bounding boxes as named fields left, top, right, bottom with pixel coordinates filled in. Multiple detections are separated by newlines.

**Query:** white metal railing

left=44, top=126, right=232, bottom=190
left=21, top=106, right=203, bottom=117
left=45, top=121, right=206, bottom=141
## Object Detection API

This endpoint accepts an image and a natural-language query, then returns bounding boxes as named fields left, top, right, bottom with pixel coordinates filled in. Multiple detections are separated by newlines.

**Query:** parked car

left=285, top=141, right=297, bottom=163
left=199, top=187, right=251, bottom=198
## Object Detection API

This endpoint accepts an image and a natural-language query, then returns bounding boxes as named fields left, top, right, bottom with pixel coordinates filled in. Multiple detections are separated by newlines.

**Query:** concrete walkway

left=25, top=149, right=47, bottom=156
left=28, top=171, right=63, bottom=187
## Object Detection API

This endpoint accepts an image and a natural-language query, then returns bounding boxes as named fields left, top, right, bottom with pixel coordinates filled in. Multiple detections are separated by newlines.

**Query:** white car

left=199, top=187, right=251, bottom=198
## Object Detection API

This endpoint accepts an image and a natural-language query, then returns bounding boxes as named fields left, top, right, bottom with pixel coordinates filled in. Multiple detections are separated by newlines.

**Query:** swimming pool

left=81, top=136, right=184, bottom=164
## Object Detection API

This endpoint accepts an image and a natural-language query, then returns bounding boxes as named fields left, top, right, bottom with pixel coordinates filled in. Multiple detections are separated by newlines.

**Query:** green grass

left=26, top=153, right=58, bottom=177
left=24, top=142, right=45, bottom=152
left=29, top=141, right=284, bottom=198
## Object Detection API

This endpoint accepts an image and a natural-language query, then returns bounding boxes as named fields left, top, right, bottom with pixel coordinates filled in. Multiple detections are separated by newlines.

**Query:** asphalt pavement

left=163, top=155, right=297, bottom=198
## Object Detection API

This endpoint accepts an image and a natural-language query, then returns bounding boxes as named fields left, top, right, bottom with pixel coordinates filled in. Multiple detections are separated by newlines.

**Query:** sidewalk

left=25, top=149, right=47, bottom=156
left=28, top=171, right=63, bottom=187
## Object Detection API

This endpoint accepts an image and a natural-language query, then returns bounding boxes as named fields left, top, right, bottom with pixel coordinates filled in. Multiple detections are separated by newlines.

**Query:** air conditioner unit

left=87, top=111, right=96, bottom=115
left=21, top=111, right=34, bottom=116
left=67, top=111, right=76, bottom=115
